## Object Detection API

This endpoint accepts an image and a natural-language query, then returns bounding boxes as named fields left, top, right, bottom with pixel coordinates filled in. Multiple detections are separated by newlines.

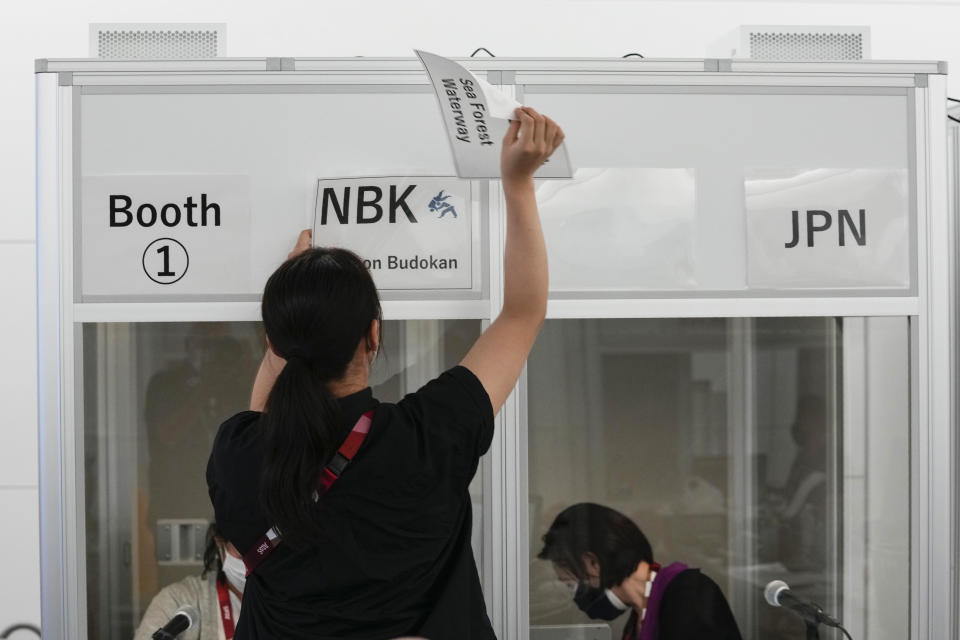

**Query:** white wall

left=3, top=0, right=960, bottom=633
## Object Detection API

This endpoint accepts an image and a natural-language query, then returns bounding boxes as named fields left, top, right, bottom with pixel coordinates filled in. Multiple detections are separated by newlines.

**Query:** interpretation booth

left=36, top=56, right=955, bottom=639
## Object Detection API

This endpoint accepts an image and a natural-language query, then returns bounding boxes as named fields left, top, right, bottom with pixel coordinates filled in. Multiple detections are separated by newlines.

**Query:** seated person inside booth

left=538, top=503, right=742, bottom=640
left=135, top=523, right=245, bottom=640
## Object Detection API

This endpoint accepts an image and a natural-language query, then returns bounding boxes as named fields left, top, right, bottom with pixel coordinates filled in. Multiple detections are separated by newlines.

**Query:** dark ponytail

left=259, top=247, right=381, bottom=549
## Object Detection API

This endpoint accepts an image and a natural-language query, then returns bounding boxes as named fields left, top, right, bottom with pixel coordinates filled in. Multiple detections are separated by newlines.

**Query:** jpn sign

left=745, top=168, right=909, bottom=290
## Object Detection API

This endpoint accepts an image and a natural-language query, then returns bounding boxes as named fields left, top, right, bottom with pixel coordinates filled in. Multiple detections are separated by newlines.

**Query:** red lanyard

left=216, top=572, right=236, bottom=640
left=242, top=410, right=375, bottom=576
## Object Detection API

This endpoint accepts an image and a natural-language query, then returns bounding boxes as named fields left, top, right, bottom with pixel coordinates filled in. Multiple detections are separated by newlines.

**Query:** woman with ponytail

left=207, top=107, right=563, bottom=639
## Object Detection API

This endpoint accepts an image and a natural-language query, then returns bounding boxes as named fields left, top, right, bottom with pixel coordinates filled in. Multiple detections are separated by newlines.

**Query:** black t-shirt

left=206, top=366, right=496, bottom=640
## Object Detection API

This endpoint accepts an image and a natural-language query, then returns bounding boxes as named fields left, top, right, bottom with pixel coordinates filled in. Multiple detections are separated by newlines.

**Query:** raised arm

left=250, top=229, right=312, bottom=411
left=460, top=107, right=564, bottom=414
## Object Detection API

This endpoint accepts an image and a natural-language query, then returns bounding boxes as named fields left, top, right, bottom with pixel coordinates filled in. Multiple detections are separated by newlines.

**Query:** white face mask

left=221, top=552, right=247, bottom=593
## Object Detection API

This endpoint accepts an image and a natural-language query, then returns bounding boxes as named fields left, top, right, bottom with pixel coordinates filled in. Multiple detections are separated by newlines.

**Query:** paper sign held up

left=416, top=50, right=574, bottom=179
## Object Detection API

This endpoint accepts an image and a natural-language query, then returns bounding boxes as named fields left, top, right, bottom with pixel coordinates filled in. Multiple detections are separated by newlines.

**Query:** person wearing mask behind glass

left=538, top=503, right=742, bottom=640
left=135, top=523, right=245, bottom=640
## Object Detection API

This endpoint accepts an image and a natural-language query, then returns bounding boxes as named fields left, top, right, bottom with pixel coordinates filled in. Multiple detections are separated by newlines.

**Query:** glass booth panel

left=527, top=317, right=910, bottom=639
left=82, top=319, right=483, bottom=639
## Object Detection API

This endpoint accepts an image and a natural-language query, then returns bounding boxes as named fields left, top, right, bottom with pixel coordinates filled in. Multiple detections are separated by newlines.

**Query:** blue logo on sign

left=428, top=190, right=458, bottom=219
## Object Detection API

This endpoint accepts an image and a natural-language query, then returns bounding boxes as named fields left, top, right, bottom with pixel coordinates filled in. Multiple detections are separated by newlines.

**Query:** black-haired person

left=207, top=107, right=563, bottom=639
left=135, top=524, right=245, bottom=640
left=539, top=503, right=742, bottom=640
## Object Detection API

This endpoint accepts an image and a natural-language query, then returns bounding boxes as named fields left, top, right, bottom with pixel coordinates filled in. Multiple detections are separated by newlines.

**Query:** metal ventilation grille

left=95, top=28, right=220, bottom=59
left=749, top=31, right=864, bottom=61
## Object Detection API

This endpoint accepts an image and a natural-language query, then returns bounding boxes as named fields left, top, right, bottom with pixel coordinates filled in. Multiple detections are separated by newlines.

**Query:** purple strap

left=637, top=562, right=689, bottom=640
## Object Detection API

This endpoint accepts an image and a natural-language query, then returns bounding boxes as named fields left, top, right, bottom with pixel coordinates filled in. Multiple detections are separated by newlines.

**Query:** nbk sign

left=313, top=177, right=474, bottom=291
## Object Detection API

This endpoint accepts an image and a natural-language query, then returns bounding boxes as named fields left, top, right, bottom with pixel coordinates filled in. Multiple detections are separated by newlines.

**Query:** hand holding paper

left=501, top=107, right=566, bottom=187
left=416, top=50, right=573, bottom=178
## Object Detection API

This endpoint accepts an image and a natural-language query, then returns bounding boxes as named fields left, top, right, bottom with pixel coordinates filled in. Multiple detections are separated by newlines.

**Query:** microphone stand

left=791, top=601, right=823, bottom=639
left=765, top=581, right=853, bottom=640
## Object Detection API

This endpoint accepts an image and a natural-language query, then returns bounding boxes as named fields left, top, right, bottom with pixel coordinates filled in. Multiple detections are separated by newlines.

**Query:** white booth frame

left=36, top=57, right=955, bottom=639
left=948, top=102, right=960, bottom=640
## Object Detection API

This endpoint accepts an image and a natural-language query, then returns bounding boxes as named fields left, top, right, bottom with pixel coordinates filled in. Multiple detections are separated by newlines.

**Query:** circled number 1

left=156, top=245, right=176, bottom=277
left=143, top=238, right=189, bottom=285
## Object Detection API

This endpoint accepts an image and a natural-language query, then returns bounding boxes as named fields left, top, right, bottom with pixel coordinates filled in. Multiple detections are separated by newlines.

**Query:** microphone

left=763, top=580, right=841, bottom=628
left=151, top=605, right=199, bottom=640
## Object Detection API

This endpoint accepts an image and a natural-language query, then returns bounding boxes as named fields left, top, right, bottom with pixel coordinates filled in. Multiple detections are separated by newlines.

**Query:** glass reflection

left=528, top=318, right=909, bottom=639
left=83, top=320, right=482, bottom=639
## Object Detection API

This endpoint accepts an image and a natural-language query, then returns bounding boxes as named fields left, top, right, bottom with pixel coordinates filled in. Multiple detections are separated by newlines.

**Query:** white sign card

left=745, top=168, right=910, bottom=289
left=313, top=177, right=474, bottom=290
left=415, top=50, right=574, bottom=179
left=81, top=175, right=251, bottom=297
left=536, top=168, right=697, bottom=291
